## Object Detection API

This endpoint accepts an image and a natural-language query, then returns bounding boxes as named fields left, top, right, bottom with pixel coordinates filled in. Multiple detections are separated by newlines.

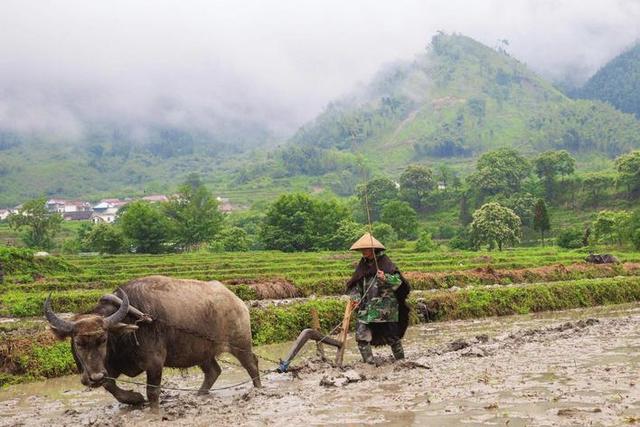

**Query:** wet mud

left=2, top=303, right=640, bottom=426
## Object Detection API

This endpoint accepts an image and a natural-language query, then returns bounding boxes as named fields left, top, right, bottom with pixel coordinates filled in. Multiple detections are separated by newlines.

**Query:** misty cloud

left=0, top=0, right=639, bottom=140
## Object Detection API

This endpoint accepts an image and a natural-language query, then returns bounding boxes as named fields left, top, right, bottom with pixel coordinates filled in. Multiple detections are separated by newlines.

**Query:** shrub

left=215, top=227, right=251, bottom=252
left=415, top=231, right=436, bottom=252
left=83, top=224, right=128, bottom=254
left=0, top=247, right=78, bottom=277
left=556, top=226, right=585, bottom=249
left=207, top=241, right=225, bottom=253
left=435, top=224, right=457, bottom=240
left=448, top=227, right=475, bottom=250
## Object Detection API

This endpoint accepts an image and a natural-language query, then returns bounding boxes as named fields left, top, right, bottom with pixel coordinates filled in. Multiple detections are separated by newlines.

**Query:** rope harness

left=102, top=285, right=378, bottom=394
left=100, top=148, right=381, bottom=395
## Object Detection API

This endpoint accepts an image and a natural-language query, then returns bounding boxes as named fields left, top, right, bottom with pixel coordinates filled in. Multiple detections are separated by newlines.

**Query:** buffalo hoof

left=118, top=391, right=146, bottom=406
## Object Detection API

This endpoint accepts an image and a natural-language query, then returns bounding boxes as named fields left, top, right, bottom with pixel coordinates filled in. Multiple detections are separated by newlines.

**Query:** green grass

left=3, top=245, right=640, bottom=386
left=2, top=246, right=640, bottom=317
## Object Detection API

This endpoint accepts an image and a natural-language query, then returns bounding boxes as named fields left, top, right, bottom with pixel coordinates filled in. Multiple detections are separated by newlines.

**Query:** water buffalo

left=585, top=253, right=620, bottom=264
left=44, top=275, right=261, bottom=405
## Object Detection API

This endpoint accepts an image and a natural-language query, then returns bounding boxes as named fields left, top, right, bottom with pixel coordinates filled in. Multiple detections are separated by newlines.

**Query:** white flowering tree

left=471, top=202, right=521, bottom=251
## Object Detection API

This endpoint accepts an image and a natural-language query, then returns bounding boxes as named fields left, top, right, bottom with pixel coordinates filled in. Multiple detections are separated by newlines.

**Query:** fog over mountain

left=1, top=0, right=639, bottom=141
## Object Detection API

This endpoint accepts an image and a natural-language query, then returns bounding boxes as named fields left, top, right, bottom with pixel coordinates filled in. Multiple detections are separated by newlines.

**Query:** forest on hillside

left=577, top=42, right=640, bottom=119
left=2, top=34, right=640, bottom=208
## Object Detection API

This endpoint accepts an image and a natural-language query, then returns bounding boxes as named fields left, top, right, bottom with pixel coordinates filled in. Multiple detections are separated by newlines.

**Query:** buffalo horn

left=44, top=294, right=74, bottom=334
left=104, top=289, right=130, bottom=327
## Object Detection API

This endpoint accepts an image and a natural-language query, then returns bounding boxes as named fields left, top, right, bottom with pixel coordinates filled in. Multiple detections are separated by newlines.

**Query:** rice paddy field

left=2, top=246, right=640, bottom=386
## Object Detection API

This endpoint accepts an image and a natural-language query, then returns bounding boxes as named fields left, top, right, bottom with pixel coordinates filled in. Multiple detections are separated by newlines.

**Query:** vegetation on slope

left=279, top=33, right=640, bottom=185
left=577, top=42, right=640, bottom=119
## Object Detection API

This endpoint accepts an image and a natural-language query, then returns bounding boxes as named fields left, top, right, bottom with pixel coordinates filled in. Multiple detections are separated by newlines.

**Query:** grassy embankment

left=2, top=246, right=640, bottom=386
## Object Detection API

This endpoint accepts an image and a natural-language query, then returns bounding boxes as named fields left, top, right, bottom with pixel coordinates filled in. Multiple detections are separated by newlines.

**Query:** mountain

left=286, top=34, right=640, bottom=173
left=0, top=117, right=278, bottom=207
left=3, top=33, right=640, bottom=207
left=577, top=42, right=640, bottom=119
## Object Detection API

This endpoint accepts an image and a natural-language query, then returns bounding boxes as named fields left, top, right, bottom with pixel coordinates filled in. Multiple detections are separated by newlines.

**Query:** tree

left=615, top=151, right=640, bottom=199
left=436, top=163, right=458, bottom=190
left=563, top=175, right=582, bottom=209
left=371, top=222, right=397, bottom=246
left=399, top=165, right=435, bottom=211
left=493, top=192, right=536, bottom=228
left=164, top=175, right=224, bottom=249
left=581, top=173, right=614, bottom=207
left=534, top=150, right=575, bottom=200
left=592, top=210, right=631, bottom=246
left=7, top=198, right=62, bottom=250
left=628, top=209, right=640, bottom=250
left=381, top=201, right=419, bottom=240
left=84, top=224, right=128, bottom=254
left=459, top=193, right=473, bottom=225
left=327, top=219, right=365, bottom=250
left=533, top=199, right=551, bottom=245
left=470, top=202, right=521, bottom=251
left=468, top=149, right=531, bottom=201
left=356, top=177, right=398, bottom=221
left=75, top=222, right=95, bottom=252
left=118, top=201, right=172, bottom=253
left=259, top=193, right=350, bottom=251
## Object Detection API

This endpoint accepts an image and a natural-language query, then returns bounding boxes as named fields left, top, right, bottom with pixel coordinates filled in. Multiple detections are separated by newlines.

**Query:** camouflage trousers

left=356, top=322, right=404, bottom=361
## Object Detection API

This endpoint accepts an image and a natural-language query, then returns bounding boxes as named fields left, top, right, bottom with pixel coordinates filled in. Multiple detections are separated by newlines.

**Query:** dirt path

left=2, top=304, right=640, bottom=426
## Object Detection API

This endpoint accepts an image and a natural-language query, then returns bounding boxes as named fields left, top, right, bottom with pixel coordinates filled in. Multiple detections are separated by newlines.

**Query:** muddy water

left=2, top=303, right=640, bottom=426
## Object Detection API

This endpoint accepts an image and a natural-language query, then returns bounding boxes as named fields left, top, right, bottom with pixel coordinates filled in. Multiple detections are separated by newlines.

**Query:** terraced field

left=2, top=246, right=640, bottom=386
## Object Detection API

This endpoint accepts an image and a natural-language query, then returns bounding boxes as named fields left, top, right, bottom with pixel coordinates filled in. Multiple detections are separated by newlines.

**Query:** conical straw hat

left=350, top=233, right=385, bottom=250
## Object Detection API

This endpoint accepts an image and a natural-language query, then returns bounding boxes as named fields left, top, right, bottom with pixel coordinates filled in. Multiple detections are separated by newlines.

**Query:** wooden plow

left=277, top=303, right=354, bottom=373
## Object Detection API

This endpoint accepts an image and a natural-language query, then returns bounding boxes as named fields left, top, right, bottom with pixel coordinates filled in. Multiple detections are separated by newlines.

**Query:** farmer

left=346, top=233, right=411, bottom=364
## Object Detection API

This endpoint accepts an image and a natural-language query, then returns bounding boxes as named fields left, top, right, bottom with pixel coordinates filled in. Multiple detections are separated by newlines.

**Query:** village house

left=98, top=198, right=129, bottom=209
left=11, top=194, right=173, bottom=224
left=63, top=211, right=93, bottom=221
left=46, top=199, right=92, bottom=213
left=0, top=209, right=10, bottom=221
left=216, top=197, right=234, bottom=213
left=91, top=199, right=127, bottom=224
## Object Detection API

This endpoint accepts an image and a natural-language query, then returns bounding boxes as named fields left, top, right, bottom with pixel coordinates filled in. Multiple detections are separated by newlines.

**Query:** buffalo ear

left=49, top=325, right=74, bottom=340
left=108, top=323, right=139, bottom=334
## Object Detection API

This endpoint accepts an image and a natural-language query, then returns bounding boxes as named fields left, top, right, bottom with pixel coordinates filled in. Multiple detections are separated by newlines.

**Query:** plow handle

left=334, top=301, right=354, bottom=367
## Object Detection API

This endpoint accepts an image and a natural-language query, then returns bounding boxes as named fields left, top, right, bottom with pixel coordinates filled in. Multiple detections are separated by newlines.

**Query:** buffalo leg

left=198, top=358, right=222, bottom=395
left=233, top=350, right=261, bottom=387
left=145, top=366, right=163, bottom=406
left=103, top=379, right=145, bottom=405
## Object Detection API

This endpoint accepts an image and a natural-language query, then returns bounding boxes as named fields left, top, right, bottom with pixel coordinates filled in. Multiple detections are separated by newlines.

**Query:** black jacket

left=345, top=253, right=411, bottom=343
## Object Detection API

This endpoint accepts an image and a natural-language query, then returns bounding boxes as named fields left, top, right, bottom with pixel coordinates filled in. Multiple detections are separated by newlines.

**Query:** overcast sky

left=1, top=0, right=639, bottom=139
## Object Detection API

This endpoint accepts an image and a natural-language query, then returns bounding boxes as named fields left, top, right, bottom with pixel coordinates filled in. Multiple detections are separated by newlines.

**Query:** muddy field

left=2, top=304, right=640, bottom=426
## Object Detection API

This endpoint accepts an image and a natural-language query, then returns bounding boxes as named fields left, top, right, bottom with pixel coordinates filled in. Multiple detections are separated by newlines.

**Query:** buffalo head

left=44, top=290, right=138, bottom=387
